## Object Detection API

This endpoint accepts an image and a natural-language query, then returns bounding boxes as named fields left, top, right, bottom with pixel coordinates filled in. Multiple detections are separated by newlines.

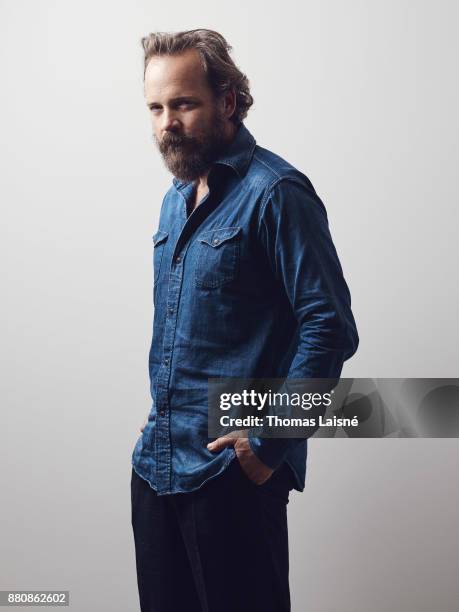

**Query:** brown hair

left=141, top=29, right=253, bottom=124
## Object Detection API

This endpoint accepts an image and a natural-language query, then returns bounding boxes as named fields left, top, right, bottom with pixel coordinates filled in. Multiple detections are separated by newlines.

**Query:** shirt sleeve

left=248, top=176, right=359, bottom=469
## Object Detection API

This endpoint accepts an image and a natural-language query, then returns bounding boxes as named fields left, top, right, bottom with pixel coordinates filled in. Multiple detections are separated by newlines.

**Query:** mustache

left=158, top=132, right=199, bottom=152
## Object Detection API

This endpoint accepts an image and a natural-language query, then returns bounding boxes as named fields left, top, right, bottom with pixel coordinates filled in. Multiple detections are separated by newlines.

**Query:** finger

left=207, top=436, right=236, bottom=451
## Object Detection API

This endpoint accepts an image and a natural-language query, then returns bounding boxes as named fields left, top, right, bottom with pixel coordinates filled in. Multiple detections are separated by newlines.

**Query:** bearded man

left=131, top=28, right=359, bottom=612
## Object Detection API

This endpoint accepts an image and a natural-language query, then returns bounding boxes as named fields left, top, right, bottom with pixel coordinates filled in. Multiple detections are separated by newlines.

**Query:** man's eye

left=149, top=105, right=161, bottom=112
left=178, top=102, right=194, bottom=109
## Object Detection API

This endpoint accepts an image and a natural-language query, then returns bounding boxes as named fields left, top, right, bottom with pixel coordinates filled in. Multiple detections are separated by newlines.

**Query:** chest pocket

left=153, top=229, right=169, bottom=284
left=195, top=226, right=242, bottom=289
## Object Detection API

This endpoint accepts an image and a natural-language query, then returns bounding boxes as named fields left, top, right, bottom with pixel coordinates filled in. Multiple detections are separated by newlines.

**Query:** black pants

left=131, top=458, right=295, bottom=612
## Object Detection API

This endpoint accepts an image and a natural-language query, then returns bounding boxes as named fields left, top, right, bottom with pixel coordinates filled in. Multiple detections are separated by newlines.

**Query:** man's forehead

left=144, top=49, right=209, bottom=99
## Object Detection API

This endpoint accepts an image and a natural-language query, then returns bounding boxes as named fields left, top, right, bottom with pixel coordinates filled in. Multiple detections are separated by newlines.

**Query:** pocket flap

left=153, top=229, right=169, bottom=247
left=198, top=226, right=242, bottom=248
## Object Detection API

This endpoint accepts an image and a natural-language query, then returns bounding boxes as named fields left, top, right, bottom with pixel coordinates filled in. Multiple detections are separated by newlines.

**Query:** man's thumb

left=207, top=436, right=235, bottom=452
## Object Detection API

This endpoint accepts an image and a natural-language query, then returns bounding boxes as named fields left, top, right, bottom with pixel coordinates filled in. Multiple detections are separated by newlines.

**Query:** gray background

left=1, top=1, right=458, bottom=610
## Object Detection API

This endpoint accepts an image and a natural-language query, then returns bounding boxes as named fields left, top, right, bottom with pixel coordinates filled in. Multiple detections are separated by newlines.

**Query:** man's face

left=144, top=49, right=229, bottom=182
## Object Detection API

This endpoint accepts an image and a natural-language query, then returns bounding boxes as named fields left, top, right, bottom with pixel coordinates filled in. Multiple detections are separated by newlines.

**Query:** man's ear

left=221, top=88, right=237, bottom=120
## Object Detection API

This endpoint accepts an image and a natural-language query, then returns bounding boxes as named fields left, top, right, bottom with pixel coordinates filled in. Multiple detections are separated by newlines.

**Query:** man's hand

left=207, top=435, right=274, bottom=485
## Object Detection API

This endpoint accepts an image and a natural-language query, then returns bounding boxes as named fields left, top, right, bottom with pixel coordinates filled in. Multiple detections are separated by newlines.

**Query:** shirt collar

left=172, top=122, right=256, bottom=190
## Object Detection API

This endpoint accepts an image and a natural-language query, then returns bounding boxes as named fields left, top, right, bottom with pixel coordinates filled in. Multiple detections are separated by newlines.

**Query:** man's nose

left=162, top=110, right=181, bottom=133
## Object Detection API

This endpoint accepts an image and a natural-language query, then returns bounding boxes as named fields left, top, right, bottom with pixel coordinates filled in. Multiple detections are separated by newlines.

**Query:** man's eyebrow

left=170, top=96, right=198, bottom=103
left=146, top=96, right=200, bottom=106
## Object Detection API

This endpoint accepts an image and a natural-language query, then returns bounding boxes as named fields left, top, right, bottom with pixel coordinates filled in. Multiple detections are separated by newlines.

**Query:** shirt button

left=164, top=358, right=169, bottom=365
left=212, top=238, right=219, bottom=245
left=168, top=308, right=174, bottom=315
left=159, top=410, right=165, bottom=417
left=175, top=255, right=181, bottom=263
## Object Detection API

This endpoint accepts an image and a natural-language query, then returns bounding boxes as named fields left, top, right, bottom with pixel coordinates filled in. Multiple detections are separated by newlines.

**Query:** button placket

left=153, top=183, right=219, bottom=493
left=154, top=241, right=189, bottom=494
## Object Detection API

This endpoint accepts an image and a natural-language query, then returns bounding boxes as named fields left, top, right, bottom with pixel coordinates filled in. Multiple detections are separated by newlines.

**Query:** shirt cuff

left=248, top=436, right=300, bottom=471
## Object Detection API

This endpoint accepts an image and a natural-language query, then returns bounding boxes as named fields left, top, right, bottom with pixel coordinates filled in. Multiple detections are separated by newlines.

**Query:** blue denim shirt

left=131, top=123, right=359, bottom=495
